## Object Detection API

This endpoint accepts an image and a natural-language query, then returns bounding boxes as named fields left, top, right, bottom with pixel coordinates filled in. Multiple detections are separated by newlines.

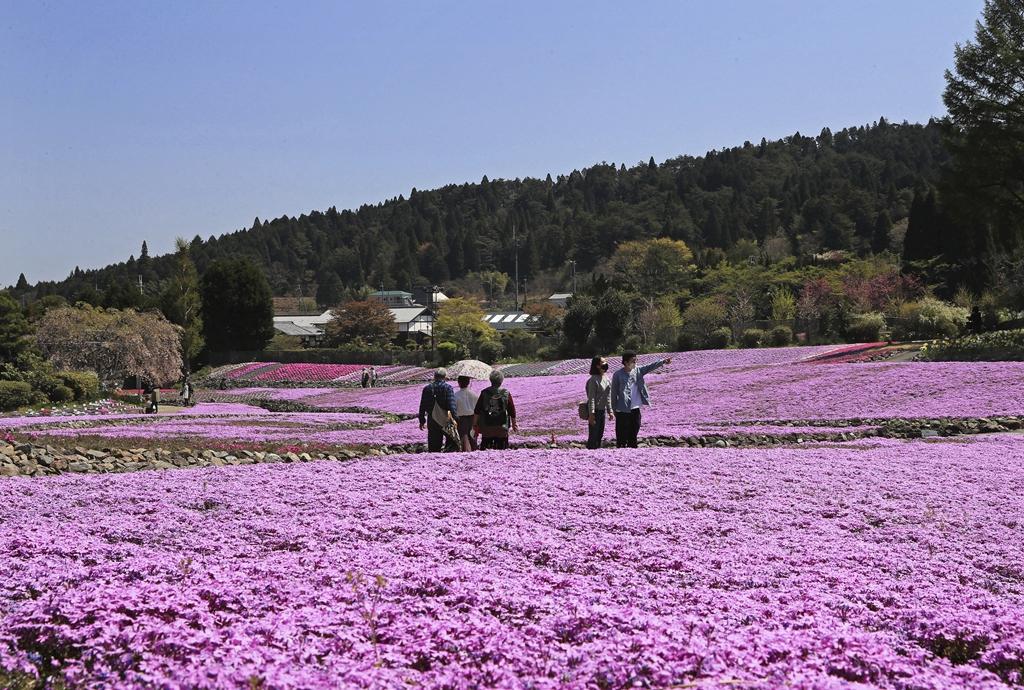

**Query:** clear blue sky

left=1, top=0, right=985, bottom=287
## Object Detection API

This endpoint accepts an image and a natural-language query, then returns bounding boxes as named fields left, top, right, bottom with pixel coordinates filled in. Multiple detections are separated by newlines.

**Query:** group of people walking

left=418, top=368, right=518, bottom=452
left=417, top=352, right=670, bottom=453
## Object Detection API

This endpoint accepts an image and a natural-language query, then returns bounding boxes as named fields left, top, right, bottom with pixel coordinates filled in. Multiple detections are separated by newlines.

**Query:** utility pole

left=429, top=284, right=438, bottom=356
left=568, top=260, right=577, bottom=294
left=138, top=275, right=143, bottom=294
left=513, top=222, right=520, bottom=312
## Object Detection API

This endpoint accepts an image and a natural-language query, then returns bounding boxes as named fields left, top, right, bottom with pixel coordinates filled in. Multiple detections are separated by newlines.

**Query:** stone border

left=4, top=415, right=1022, bottom=478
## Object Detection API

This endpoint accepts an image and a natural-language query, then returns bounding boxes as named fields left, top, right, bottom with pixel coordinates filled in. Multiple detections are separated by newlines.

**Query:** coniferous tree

left=943, top=0, right=1024, bottom=233
left=14, top=274, right=29, bottom=292
left=871, top=211, right=893, bottom=254
left=903, top=190, right=942, bottom=263
left=0, top=292, right=32, bottom=363
left=316, top=273, right=343, bottom=307
left=160, top=238, right=204, bottom=373
left=200, top=258, right=274, bottom=352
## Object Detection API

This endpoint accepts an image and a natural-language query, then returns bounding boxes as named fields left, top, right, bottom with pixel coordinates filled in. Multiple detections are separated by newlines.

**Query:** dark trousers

left=615, top=408, right=641, bottom=448
left=427, top=420, right=445, bottom=452
left=480, top=436, right=509, bottom=450
left=586, top=411, right=607, bottom=450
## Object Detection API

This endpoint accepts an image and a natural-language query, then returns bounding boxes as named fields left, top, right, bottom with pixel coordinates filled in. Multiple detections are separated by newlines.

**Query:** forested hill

left=26, top=118, right=948, bottom=301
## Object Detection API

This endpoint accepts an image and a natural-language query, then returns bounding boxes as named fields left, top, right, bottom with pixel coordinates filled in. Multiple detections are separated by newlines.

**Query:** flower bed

left=251, top=363, right=366, bottom=383
left=2, top=436, right=1023, bottom=688
left=222, top=362, right=279, bottom=380
left=7, top=350, right=1024, bottom=450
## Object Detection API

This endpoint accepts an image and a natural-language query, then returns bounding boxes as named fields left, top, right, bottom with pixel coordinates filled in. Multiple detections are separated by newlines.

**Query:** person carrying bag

left=418, top=368, right=458, bottom=452
left=583, top=355, right=613, bottom=449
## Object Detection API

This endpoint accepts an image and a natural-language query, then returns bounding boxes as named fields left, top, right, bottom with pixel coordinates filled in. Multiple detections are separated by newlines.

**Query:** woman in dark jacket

left=585, top=356, right=613, bottom=449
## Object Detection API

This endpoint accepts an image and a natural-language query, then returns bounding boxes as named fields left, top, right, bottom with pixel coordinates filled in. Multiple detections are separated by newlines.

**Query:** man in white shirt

left=454, top=376, right=480, bottom=451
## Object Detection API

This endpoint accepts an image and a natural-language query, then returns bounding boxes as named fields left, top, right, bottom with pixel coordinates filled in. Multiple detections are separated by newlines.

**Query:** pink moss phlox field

left=0, top=403, right=269, bottom=430
left=2, top=437, right=1023, bottom=688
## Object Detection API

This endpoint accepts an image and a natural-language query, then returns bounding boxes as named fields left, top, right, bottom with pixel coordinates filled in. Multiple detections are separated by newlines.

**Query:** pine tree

left=871, top=211, right=892, bottom=253
left=200, top=258, right=274, bottom=353
left=14, top=273, right=28, bottom=291
left=703, top=207, right=725, bottom=248
left=316, top=273, right=343, bottom=307
left=903, top=190, right=941, bottom=262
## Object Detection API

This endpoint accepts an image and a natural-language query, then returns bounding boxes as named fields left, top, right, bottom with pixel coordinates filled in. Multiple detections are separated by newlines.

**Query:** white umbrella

left=448, top=359, right=493, bottom=380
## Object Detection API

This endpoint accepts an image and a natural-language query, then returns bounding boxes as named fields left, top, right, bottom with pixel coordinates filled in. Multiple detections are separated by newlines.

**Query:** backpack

left=481, top=388, right=509, bottom=428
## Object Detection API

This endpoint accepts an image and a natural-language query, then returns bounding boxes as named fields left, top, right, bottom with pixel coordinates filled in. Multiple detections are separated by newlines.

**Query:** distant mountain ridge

left=19, top=118, right=948, bottom=302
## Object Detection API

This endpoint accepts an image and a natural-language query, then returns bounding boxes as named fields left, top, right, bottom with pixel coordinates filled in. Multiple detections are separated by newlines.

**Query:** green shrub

left=0, top=381, right=34, bottom=411
left=922, top=329, right=1024, bottom=362
left=58, top=371, right=100, bottom=401
left=477, top=339, right=504, bottom=364
left=24, top=370, right=62, bottom=401
left=768, top=325, right=793, bottom=347
left=676, top=332, right=697, bottom=351
left=47, top=384, right=75, bottom=403
left=894, top=298, right=969, bottom=340
left=847, top=312, right=886, bottom=342
left=620, top=334, right=643, bottom=353
left=436, top=341, right=460, bottom=364
left=740, top=328, right=765, bottom=348
left=535, top=345, right=560, bottom=361
left=707, top=327, right=732, bottom=349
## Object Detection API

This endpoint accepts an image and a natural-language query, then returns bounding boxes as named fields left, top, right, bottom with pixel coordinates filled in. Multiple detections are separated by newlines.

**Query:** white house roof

left=549, top=293, right=573, bottom=300
left=274, top=321, right=323, bottom=337
left=273, top=310, right=334, bottom=329
left=390, top=307, right=431, bottom=324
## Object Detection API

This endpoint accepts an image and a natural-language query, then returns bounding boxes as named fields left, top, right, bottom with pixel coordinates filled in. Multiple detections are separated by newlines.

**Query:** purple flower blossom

left=1, top=436, right=1023, bottom=688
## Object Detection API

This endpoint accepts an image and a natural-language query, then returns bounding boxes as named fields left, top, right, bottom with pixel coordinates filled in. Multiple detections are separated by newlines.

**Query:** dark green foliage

left=943, top=0, right=1024, bottom=241
left=477, top=339, right=504, bottom=364
left=846, top=313, right=887, bottom=342
left=562, top=296, right=596, bottom=350
left=707, top=327, right=732, bottom=349
left=871, top=211, right=892, bottom=254
left=0, top=380, right=33, bottom=411
left=768, top=325, right=793, bottom=347
left=0, top=293, right=32, bottom=363
left=200, top=259, right=275, bottom=353
left=58, top=371, right=100, bottom=401
left=315, top=274, right=343, bottom=307
left=740, top=328, right=765, bottom=348
left=14, top=273, right=29, bottom=291
left=436, top=341, right=460, bottom=364
left=48, top=384, right=74, bottom=403
left=592, top=289, right=631, bottom=351
left=924, top=329, right=1024, bottom=361
left=903, top=190, right=936, bottom=262
left=161, top=238, right=204, bottom=372
left=101, top=281, right=144, bottom=310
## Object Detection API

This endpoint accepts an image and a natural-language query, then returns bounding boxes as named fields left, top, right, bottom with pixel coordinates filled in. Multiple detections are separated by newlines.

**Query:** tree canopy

left=35, top=306, right=182, bottom=386
left=324, top=301, right=396, bottom=348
